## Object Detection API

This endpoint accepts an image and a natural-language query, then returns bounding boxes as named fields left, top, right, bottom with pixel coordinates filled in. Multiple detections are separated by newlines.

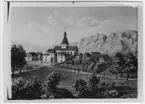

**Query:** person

left=77, top=68, right=80, bottom=73
left=73, top=70, right=76, bottom=73
left=103, top=72, right=105, bottom=77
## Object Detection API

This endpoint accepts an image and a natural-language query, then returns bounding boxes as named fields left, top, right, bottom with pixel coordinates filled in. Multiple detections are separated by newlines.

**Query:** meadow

left=12, top=64, right=137, bottom=95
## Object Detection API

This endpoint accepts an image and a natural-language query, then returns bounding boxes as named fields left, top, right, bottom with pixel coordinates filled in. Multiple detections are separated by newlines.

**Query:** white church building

left=43, top=31, right=78, bottom=63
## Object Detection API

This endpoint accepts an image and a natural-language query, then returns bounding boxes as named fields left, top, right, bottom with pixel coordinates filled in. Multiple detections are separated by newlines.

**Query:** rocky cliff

left=72, top=30, right=138, bottom=56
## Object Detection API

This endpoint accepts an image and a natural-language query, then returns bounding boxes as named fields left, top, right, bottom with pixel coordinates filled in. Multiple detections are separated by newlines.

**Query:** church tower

left=61, top=31, right=69, bottom=49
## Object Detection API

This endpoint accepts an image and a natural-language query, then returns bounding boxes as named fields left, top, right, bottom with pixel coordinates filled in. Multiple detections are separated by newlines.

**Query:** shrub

left=101, top=82, right=109, bottom=87
left=97, top=62, right=110, bottom=73
left=74, top=78, right=90, bottom=97
left=44, top=72, right=62, bottom=89
left=89, top=74, right=100, bottom=90
left=28, top=77, right=43, bottom=98
left=101, top=89, right=119, bottom=98
left=12, top=77, right=43, bottom=99
left=41, top=72, right=62, bottom=98
left=121, top=92, right=137, bottom=98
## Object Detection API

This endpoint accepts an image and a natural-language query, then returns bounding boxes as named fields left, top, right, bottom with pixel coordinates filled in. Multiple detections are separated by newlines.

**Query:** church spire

left=61, top=29, right=69, bottom=45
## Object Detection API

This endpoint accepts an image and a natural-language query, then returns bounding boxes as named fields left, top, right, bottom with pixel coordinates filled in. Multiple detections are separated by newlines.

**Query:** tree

left=17, top=45, right=27, bottom=74
left=44, top=72, right=62, bottom=89
left=124, top=53, right=137, bottom=80
left=102, top=54, right=111, bottom=63
left=74, top=78, right=89, bottom=97
left=11, top=44, right=27, bottom=75
left=113, top=52, right=125, bottom=77
left=109, top=63, right=120, bottom=79
left=89, top=74, right=100, bottom=90
left=11, top=45, right=18, bottom=76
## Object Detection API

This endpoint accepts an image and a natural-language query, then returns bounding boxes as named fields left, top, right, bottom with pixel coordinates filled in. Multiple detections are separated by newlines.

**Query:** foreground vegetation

left=12, top=67, right=137, bottom=99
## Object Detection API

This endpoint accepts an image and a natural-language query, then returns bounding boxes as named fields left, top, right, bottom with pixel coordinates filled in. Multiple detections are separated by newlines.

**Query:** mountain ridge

left=71, top=30, right=137, bottom=56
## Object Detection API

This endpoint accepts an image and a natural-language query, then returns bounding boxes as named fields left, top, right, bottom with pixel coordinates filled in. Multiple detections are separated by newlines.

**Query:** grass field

left=26, top=60, right=42, bottom=67
left=12, top=65, right=137, bottom=94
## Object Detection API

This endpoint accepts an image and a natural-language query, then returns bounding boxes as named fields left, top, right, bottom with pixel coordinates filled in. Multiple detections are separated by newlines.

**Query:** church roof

left=61, top=31, right=69, bottom=44
left=54, top=46, right=78, bottom=51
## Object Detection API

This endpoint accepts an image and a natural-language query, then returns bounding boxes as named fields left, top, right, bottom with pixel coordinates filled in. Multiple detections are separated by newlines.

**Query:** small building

left=57, top=53, right=66, bottom=63
left=43, top=49, right=57, bottom=63
left=25, top=52, right=39, bottom=61
left=43, top=30, right=78, bottom=63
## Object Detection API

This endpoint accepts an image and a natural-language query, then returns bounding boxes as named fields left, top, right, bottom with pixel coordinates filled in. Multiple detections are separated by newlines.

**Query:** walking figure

left=73, top=70, right=76, bottom=73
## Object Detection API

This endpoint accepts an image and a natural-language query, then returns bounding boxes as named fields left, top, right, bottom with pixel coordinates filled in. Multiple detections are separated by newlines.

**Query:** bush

left=74, top=78, right=90, bottom=97
left=44, top=72, right=62, bottom=89
left=101, top=89, right=119, bottom=98
left=12, top=72, right=73, bottom=99
left=40, top=72, right=62, bottom=99
left=89, top=74, right=100, bottom=90
left=121, top=92, right=137, bottom=98
left=101, top=82, right=109, bottom=87
left=12, top=77, right=43, bottom=99
left=97, top=62, right=110, bottom=73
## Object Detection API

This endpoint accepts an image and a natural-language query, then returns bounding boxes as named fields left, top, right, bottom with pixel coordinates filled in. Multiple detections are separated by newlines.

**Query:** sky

left=10, top=6, right=137, bottom=46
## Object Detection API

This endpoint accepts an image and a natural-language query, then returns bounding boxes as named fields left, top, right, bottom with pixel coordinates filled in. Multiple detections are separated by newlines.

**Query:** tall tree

left=114, top=52, right=125, bottom=77
left=17, top=45, right=27, bottom=74
left=109, top=52, right=125, bottom=79
left=11, top=45, right=18, bottom=76
left=109, top=63, right=120, bottom=79
left=11, top=44, right=27, bottom=75
left=102, top=54, right=111, bottom=63
left=125, top=53, right=137, bottom=80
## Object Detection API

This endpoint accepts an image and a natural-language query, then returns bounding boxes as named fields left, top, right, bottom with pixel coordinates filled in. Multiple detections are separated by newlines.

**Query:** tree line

left=109, top=52, right=137, bottom=80
left=62, top=51, right=138, bottom=81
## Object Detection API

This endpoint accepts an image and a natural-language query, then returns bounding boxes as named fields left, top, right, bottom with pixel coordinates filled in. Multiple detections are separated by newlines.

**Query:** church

left=43, top=31, right=78, bottom=63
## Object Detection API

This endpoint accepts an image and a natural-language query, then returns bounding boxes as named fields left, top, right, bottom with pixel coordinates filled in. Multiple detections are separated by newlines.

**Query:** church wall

left=56, top=50, right=75, bottom=55
left=57, top=55, right=65, bottom=63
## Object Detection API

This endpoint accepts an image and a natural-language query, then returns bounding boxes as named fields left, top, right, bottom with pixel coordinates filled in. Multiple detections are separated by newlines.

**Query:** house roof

left=91, top=52, right=101, bottom=55
left=37, top=52, right=43, bottom=55
left=28, top=52, right=38, bottom=57
left=46, top=49, right=56, bottom=53
left=57, top=53, right=71, bottom=57
left=43, top=53, right=50, bottom=55
left=54, top=46, right=78, bottom=51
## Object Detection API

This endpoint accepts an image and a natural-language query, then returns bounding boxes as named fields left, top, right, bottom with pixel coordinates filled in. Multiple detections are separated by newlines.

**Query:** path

left=49, top=65, right=137, bottom=81
left=13, top=63, right=137, bottom=81
left=13, top=65, right=44, bottom=75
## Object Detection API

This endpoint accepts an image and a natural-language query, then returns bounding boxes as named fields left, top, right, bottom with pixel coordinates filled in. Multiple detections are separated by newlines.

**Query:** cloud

left=47, top=12, right=101, bottom=28
left=48, top=12, right=65, bottom=26
left=77, top=17, right=100, bottom=28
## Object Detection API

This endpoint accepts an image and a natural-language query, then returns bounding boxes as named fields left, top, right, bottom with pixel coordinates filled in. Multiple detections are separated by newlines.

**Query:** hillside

left=72, top=30, right=137, bottom=56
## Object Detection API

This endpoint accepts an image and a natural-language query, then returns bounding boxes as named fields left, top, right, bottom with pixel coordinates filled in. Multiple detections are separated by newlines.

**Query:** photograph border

left=2, top=0, right=144, bottom=103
